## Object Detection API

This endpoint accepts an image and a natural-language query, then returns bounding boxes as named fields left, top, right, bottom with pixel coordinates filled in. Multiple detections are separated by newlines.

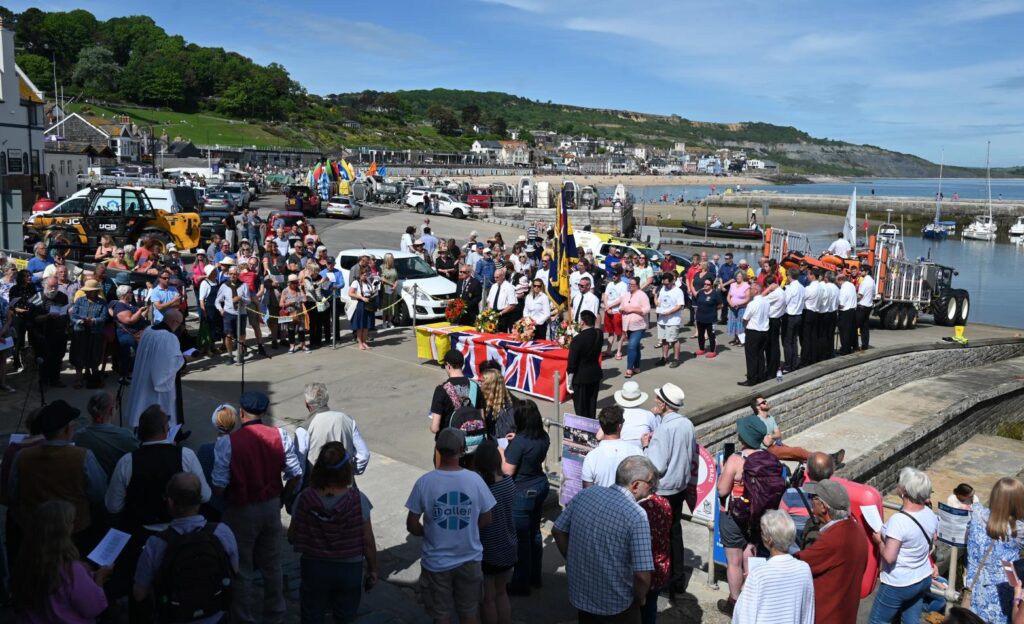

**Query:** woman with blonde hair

left=94, top=235, right=116, bottom=263
left=380, top=253, right=399, bottom=329
left=12, top=500, right=111, bottom=622
left=964, top=477, right=1024, bottom=622
left=480, top=368, right=516, bottom=439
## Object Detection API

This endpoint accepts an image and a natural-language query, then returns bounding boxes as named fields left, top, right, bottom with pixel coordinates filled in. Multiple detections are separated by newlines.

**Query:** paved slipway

left=1, top=199, right=1021, bottom=623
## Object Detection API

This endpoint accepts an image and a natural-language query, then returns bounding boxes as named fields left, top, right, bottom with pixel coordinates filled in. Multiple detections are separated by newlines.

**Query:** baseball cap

left=436, top=428, right=466, bottom=455
left=804, top=479, right=850, bottom=511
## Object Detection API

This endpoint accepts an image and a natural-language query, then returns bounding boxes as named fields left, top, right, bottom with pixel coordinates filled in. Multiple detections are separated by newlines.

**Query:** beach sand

left=448, top=173, right=770, bottom=188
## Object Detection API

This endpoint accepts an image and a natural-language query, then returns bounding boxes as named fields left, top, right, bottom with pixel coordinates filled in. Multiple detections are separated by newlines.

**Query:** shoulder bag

left=961, top=540, right=994, bottom=608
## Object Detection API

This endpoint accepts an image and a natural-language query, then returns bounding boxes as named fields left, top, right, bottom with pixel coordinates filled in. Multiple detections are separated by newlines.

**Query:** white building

left=0, top=21, right=46, bottom=211
left=746, top=159, right=765, bottom=170
left=470, top=139, right=502, bottom=161
left=498, top=140, right=529, bottom=165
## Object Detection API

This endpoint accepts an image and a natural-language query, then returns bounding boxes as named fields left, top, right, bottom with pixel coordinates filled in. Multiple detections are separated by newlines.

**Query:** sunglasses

left=159, top=275, right=170, bottom=279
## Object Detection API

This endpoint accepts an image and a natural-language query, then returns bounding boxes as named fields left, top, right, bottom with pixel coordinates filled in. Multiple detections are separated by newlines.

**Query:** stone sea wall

left=706, top=192, right=1024, bottom=220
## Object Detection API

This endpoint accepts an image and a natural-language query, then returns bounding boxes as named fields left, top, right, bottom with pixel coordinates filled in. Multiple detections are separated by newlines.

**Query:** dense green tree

left=491, top=115, right=508, bottom=137
left=375, top=93, right=401, bottom=112
left=102, top=15, right=166, bottom=64
left=15, top=52, right=52, bottom=93
left=40, top=10, right=98, bottom=71
left=461, top=104, right=481, bottom=127
left=426, top=104, right=459, bottom=135
left=71, top=45, right=121, bottom=94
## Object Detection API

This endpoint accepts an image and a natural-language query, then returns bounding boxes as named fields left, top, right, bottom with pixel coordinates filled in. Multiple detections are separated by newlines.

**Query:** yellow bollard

left=953, top=325, right=968, bottom=345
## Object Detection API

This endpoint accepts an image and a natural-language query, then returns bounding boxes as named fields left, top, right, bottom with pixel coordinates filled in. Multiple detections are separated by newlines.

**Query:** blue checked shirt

left=553, top=485, right=654, bottom=615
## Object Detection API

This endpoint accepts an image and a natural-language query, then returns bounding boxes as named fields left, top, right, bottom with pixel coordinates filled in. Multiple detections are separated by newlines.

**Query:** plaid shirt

left=554, top=485, right=654, bottom=615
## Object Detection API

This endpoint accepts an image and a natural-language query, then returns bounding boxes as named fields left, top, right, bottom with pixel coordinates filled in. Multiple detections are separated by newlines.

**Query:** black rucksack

left=154, top=523, right=234, bottom=623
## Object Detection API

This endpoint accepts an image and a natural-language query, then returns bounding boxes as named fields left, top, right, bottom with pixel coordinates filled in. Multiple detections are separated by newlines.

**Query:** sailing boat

left=962, top=141, right=998, bottom=241
left=922, top=149, right=956, bottom=239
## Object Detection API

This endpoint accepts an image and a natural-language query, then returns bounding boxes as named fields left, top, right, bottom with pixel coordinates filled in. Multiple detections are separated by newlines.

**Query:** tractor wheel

left=43, top=228, right=79, bottom=260
left=940, top=294, right=959, bottom=326
left=907, top=307, right=919, bottom=329
left=895, top=305, right=909, bottom=330
left=955, top=290, right=970, bottom=324
left=882, top=306, right=900, bottom=330
left=141, top=231, right=171, bottom=255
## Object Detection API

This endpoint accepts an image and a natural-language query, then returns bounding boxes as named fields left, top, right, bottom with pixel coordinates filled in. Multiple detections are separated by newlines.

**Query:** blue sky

left=12, top=0, right=1024, bottom=167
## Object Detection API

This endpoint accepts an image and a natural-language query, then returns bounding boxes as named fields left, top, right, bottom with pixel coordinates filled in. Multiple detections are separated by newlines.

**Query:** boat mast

left=985, top=140, right=992, bottom=225
left=935, top=148, right=944, bottom=225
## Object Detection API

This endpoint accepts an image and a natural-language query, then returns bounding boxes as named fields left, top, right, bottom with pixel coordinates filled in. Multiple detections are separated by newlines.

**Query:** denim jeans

left=626, top=329, right=644, bottom=370
left=300, top=557, right=364, bottom=624
left=868, top=576, right=932, bottom=624
left=510, top=475, right=549, bottom=591
left=116, top=331, right=135, bottom=377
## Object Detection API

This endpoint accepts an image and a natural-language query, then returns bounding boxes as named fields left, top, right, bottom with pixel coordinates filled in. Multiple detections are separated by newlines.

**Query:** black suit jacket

left=457, top=277, right=482, bottom=313
left=567, top=326, right=604, bottom=385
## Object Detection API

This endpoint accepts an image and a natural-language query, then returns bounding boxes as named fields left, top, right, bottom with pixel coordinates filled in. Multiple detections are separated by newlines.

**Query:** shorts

left=419, top=560, right=483, bottom=619
left=657, top=323, right=680, bottom=343
left=603, top=311, right=623, bottom=336
left=223, top=312, right=246, bottom=337
left=481, top=561, right=514, bottom=577
left=246, top=307, right=263, bottom=327
left=718, top=512, right=750, bottom=549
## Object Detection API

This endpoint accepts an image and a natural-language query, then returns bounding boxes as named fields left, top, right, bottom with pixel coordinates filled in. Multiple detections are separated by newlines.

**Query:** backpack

left=730, top=450, right=787, bottom=532
left=154, top=523, right=234, bottom=623
left=449, top=405, right=487, bottom=454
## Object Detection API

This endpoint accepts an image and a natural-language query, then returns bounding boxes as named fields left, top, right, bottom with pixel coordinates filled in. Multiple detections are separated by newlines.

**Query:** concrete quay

left=2, top=197, right=1023, bottom=623
left=706, top=191, right=1024, bottom=221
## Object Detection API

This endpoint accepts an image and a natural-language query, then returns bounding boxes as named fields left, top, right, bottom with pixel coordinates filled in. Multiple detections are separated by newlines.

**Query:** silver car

left=324, top=196, right=361, bottom=219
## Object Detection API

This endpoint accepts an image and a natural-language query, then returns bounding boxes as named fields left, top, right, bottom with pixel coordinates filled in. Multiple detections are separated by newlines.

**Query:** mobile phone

left=724, top=442, right=736, bottom=459
left=1004, top=560, right=1021, bottom=588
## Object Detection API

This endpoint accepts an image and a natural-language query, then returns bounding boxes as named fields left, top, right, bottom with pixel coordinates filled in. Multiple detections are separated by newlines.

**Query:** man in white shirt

left=215, top=267, right=251, bottom=363
left=465, top=242, right=483, bottom=270
left=655, top=272, right=686, bottom=367
left=732, top=511, right=815, bottom=623
left=569, top=262, right=593, bottom=299
left=485, top=268, right=518, bottom=333
left=820, top=272, right=840, bottom=361
left=534, top=252, right=551, bottom=288
left=613, top=381, right=660, bottom=447
left=801, top=269, right=823, bottom=366
left=782, top=267, right=805, bottom=372
left=763, top=275, right=787, bottom=377
left=826, top=232, right=853, bottom=259
left=581, top=406, right=642, bottom=488
left=602, top=270, right=629, bottom=357
left=836, top=273, right=859, bottom=355
left=740, top=283, right=769, bottom=386
left=570, top=277, right=600, bottom=324
left=856, top=268, right=876, bottom=351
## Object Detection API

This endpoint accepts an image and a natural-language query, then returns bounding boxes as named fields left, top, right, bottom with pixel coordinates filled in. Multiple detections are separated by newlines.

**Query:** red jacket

left=793, top=517, right=869, bottom=624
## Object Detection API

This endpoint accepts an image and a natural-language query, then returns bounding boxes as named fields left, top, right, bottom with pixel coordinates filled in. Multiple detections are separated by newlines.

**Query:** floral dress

left=965, top=502, right=1024, bottom=623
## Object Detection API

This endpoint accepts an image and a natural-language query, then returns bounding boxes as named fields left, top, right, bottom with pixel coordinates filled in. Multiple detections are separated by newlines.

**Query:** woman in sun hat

left=69, top=280, right=108, bottom=388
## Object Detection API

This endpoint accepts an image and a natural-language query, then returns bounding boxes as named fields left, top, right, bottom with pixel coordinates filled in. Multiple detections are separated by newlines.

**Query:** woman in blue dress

left=348, top=270, right=378, bottom=351
left=966, top=477, right=1024, bottom=623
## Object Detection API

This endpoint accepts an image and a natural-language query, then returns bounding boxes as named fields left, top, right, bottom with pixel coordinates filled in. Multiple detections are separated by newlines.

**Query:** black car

left=199, top=208, right=232, bottom=245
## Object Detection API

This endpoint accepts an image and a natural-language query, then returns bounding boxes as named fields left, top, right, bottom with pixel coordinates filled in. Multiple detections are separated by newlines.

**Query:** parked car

left=25, top=188, right=92, bottom=225
left=336, top=249, right=456, bottom=325
left=199, top=209, right=232, bottom=246
left=142, top=188, right=186, bottom=214
left=376, top=183, right=402, bottom=203
left=404, top=190, right=477, bottom=219
left=266, top=210, right=308, bottom=239
left=324, top=196, right=361, bottom=219
left=466, top=187, right=493, bottom=210
left=204, top=191, right=237, bottom=212
left=221, top=184, right=248, bottom=209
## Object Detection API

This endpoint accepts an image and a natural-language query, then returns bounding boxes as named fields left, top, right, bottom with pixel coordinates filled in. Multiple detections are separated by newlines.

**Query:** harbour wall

left=690, top=338, right=1024, bottom=462
left=491, top=205, right=634, bottom=236
left=706, top=192, right=1024, bottom=220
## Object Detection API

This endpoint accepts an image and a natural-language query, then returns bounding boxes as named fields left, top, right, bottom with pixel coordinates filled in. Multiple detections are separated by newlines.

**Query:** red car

left=466, top=187, right=492, bottom=210
left=266, top=210, right=309, bottom=239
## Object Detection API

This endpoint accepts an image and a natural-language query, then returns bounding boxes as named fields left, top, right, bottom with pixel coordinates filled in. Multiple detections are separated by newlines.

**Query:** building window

left=22, top=153, right=29, bottom=174
left=31, top=150, right=40, bottom=175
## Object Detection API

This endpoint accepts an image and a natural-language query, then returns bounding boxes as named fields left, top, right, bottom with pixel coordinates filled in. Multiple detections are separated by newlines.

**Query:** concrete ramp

left=926, top=434, right=1024, bottom=506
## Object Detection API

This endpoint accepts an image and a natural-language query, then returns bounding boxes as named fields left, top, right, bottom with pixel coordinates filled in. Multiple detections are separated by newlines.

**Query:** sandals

left=614, top=353, right=623, bottom=360
left=624, top=370, right=633, bottom=379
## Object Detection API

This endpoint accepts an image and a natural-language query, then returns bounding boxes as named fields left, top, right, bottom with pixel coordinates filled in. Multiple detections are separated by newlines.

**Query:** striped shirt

left=554, top=485, right=654, bottom=616
left=733, top=554, right=815, bottom=624
left=480, top=476, right=517, bottom=568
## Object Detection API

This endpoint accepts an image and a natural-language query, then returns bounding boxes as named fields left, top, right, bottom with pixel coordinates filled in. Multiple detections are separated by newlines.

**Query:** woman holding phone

left=965, top=477, right=1024, bottom=622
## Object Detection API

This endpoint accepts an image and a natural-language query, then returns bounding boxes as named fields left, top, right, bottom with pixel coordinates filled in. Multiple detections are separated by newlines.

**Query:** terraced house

left=44, top=113, right=142, bottom=163
left=0, top=20, right=45, bottom=212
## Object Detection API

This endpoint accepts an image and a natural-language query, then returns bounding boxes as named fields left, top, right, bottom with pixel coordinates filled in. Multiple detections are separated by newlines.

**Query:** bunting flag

left=378, top=165, right=388, bottom=177
left=367, top=161, right=378, bottom=177
left=547, top=187, right=577, bottom=308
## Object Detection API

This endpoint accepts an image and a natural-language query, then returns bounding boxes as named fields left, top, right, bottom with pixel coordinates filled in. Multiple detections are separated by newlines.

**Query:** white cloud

left=477, top=0, right=547, bottom=12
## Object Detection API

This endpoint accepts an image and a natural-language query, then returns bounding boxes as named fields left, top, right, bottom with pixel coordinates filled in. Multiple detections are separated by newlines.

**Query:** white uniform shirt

left=570, top=291, right=600, bottom=322
left=581, top=439, right=642, bottom=487
left=838, top=281, right=858, bottom=310
left=784, top=281, right=805, bottom=316
left=827, top=237, right=853, bottom=259
left=486, top=281, right=517, bottom=310
left=764, top=286, right=786, bottom=319
left=742, top=295, right=770, bottom=331
left=858, top=275, right=876, bottom=307
left=604, top=280, right=629, bottom=313
left=523, top=292, right=552, bottom=325
left=569, top=271, right=593, bottom=298
left=803, top=281, right=823, bottom=313
left=824, top=282, right=840, bottom=312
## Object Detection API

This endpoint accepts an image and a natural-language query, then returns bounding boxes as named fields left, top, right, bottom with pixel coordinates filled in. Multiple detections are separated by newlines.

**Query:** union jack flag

left=452, top=333, right=477, bottom=378
left=502, top=349, right=544, bottom=396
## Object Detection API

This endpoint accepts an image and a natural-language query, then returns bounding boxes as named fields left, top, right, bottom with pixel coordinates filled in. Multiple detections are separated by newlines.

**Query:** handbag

left=961, top=541, right=995, bottom=608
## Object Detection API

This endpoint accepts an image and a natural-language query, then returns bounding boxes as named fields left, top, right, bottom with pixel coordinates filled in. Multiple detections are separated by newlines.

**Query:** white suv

left=335, top=249, right=457, bottom=325
left=404, top=189, right=476, bottom=219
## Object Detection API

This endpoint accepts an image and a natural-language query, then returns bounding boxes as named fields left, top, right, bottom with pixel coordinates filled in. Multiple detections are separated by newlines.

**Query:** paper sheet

left=0, top=336, right=13, bottom=352
left=87, top=529, right=131, bottom=567
left=8, top=433, right=26, bottom=445
left=167, top=423, right=182, bottom=443
left=861, top=505, right=883, bottom=532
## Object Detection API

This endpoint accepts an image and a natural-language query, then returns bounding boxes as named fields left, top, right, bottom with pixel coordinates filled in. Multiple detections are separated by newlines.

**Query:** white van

left=335, top=249, right=456, bottom=325
left=134, top=188, right=183, bottom=214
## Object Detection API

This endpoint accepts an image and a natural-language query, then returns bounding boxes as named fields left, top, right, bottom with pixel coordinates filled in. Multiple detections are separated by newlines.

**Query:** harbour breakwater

left=706, top=191, right=1024, bottom=222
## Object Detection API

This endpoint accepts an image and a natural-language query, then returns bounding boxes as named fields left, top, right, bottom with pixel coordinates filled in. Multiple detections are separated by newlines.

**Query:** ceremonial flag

left=547, top=187, right=577, bottom=307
